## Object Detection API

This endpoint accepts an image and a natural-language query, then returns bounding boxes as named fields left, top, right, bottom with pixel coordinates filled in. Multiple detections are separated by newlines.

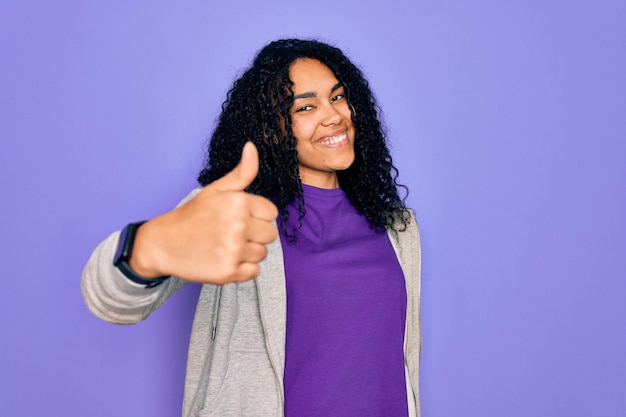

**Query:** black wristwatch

left=113, top=221, right=170, bottom=289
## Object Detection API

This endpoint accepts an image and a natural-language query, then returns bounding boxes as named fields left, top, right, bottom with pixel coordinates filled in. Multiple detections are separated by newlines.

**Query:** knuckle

left=229, top=219, right=247, bottom=235
left=219, top=262, right=240, bottom=282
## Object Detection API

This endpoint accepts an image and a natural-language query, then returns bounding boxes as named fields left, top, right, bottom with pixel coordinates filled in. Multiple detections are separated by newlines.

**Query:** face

left=288, top=58, right=356, bottom=189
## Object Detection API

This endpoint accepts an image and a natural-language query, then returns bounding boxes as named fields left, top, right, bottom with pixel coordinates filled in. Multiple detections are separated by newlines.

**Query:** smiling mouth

left=316, top=130, right=348, bottom=146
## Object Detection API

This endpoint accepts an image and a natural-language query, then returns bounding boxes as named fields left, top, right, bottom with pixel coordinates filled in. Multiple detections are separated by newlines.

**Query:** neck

left=299, top=170, right=339, bottom=189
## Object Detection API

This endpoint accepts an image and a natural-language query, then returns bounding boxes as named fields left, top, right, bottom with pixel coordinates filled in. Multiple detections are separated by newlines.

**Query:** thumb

left=213, top=142, right=260, bottom=192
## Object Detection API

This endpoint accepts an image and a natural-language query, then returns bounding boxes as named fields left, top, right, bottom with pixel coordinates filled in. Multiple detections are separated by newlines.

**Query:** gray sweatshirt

left=81, top=189, right=422, bottom=417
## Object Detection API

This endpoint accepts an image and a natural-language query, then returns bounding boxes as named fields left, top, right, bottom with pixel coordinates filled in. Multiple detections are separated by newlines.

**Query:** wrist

left=128, top=222, right=164, bottom=277
left=114, top=221, right=170, bottom=288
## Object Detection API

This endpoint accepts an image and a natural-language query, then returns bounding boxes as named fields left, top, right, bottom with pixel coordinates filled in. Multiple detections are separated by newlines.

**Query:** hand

left=129, top=142, right=279, bottom=284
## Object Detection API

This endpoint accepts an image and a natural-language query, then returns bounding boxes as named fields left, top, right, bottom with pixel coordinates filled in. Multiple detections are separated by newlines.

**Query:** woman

left=82, top=39, right=421, bottom=417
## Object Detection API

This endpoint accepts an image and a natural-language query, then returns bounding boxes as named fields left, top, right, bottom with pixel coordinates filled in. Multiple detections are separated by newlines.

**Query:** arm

left=81, top=229, right=186, bottom=325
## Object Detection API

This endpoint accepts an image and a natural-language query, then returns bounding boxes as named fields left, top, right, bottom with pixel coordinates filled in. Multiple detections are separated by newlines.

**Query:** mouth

left=316, top=130, right=348, bottom=146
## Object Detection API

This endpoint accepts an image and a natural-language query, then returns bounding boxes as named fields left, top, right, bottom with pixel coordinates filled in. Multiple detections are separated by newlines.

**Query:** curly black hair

left=198, top=39, right=409, bottom=239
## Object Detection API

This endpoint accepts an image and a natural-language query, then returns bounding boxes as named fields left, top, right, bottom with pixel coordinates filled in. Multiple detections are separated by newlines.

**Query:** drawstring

left=211, top=286, right=222, bottom=340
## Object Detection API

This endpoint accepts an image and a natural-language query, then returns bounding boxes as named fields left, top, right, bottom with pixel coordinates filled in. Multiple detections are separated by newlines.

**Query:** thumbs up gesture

left=128, top=142, right=279, bottom=284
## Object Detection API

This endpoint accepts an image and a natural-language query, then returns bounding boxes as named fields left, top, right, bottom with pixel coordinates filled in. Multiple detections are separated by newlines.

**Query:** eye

left=331, top=93, right=345, bottom=103
left=294, top=105, right=314, bottom=113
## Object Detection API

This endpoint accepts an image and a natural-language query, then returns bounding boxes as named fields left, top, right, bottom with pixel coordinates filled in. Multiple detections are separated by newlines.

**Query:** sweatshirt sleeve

left=80, top=188, right=202, bottom=325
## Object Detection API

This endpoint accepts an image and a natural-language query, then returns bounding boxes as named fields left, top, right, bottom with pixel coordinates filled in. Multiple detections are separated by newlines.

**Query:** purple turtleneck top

left=280, top=184, right=408, bottom=417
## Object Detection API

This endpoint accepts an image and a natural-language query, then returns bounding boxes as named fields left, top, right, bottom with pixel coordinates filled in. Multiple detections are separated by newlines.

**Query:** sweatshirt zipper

left=256, top=285, right=286, bottom=416
left=211, top=286, right=222, bottom=340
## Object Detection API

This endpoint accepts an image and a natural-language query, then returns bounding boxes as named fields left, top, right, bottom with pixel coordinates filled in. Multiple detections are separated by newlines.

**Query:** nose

left=321, top=103, right=343, bottom=126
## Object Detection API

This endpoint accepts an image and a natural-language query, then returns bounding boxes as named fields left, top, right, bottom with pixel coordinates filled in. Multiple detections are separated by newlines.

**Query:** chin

left=336, top=157, right=356, bottom=171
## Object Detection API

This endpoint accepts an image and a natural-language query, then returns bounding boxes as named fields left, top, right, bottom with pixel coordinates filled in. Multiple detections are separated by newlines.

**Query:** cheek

left=290, top=123, right=301, bottom=140
left=340, top=104, right=354, bottom=127
left=291, top=119, right=314, bottom=142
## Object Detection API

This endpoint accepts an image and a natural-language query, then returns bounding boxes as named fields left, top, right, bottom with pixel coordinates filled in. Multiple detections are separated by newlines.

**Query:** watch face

left=112, top=223, right=170, bottom=288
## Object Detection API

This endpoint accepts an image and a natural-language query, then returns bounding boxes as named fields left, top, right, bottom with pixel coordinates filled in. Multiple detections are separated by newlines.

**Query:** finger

left=241, top=242, right=269, bottom=263
left=234, top=262, right=261, bottom=282
left=246, top=218, right=278, bottom=244
left=211, top=142, right=259, bottom=192
left=247, top=194, right=279, bottom=222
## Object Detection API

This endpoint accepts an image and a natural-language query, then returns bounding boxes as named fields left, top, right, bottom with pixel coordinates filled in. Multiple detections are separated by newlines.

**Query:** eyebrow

left=293, top=82, right=343, bottom=100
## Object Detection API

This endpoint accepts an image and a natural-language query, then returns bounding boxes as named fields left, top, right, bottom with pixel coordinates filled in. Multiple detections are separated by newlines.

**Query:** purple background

left=1, top=1, right=625, bottom=416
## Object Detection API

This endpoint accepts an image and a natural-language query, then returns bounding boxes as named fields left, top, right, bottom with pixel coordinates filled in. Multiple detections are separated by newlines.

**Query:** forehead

left=288, top=58, right=339, bottom=90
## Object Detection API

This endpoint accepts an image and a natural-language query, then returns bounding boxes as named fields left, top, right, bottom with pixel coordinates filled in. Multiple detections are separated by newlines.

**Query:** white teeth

left=318, top=132, right=346, bottom=145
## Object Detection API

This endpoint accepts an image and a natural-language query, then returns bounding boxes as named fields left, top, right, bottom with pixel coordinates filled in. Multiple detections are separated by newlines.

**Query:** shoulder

left=395, top=208, right=420, bottom=241
left=389, top=208, right=420, bottom=264
left=176, top=187, right=203, bottom=207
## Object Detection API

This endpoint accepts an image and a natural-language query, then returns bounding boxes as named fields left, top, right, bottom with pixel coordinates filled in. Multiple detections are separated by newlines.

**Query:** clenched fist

left=128, top=142, right=279, bottom=283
